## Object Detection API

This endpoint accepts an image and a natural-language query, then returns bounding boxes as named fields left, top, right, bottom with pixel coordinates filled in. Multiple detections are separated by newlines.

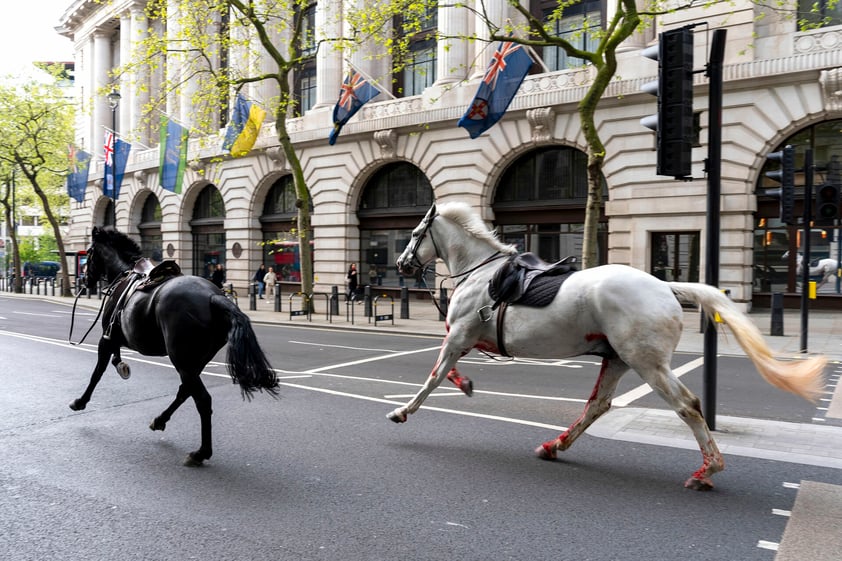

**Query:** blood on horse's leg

left=536, top=357, right=626, bottom=460
left=446, top=368, right=473, bottom=396
left=678, top=398, right=724, bottom=490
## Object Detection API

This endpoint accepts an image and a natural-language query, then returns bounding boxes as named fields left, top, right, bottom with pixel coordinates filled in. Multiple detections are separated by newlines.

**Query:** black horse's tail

left=211, top=295, right=279, bottom=400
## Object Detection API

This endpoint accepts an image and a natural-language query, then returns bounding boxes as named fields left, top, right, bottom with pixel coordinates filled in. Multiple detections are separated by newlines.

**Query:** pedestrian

left=346, top=263, right=358, bottom=302
left=263, top=266, right=277, bottom=297
left=211, top=263, right=225, bottom=289
left=253, top=264, right=266, bottom=299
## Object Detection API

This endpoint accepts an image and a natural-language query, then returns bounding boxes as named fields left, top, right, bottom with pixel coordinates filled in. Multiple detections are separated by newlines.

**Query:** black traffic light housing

left=815, top=156, right=840, bottom=225
left=764, top=144, right=795, bottom=225
left=641, top=27, right=694, bottom=179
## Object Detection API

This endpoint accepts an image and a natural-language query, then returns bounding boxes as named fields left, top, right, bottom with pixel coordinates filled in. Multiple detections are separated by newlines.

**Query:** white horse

left=784, top=251, right=839, bottom=289
left=394, top=203, right=826, bottom=490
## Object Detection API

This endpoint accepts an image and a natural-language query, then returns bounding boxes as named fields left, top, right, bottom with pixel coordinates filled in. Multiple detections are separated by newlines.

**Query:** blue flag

left=103, top=132, right=131, bottom=199
left=329, top=69, right=380, bottom=145
left=458, top=42, right=533, bottom=139
left=159, top=115, right=188, bottom=194
left=66, top=145, right=91, bottom=203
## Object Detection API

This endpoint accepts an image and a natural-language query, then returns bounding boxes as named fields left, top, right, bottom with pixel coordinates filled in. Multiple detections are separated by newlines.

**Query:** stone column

left=434, top=3, right=468, bottom=85
left=472, top=0, right=507, bottom=78
left=314, top=0, right=343, bottom=109
left=93, top=30, right=113, bottom=149
left=119, top=12, right=132, bottom=138
left=130, top=4, right=150, bottom=145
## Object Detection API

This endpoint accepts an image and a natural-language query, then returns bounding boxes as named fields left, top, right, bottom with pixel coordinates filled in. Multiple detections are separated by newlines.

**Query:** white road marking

left=307, top=345, right=442, bottom=373
left=772, top=509, right=792, bottom=517
left=756, top=540, right=779, bottom=551
left=612, top=357, right=704, bottom=407
left=289, top=340, right=402, bottom=353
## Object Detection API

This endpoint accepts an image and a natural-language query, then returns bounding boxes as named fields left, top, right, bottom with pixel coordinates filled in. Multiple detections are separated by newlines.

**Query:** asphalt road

left=1, top=295, right=840, bottom=561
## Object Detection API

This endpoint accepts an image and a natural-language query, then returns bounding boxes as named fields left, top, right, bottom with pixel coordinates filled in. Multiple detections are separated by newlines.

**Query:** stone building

left=57, top=0, right=842, bottom=309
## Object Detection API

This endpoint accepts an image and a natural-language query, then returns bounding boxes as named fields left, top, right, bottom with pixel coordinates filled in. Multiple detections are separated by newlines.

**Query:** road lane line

left=307, top=345, right=442, bottom=373
left=288, top=340, right=402, bottom=353
left=612, top=356, right=704, bottom=407
left=278, top=381, right=568, bottom=431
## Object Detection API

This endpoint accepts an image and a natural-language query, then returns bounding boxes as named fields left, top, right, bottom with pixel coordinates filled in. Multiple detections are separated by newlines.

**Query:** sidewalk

left=4, top=289, right=842, bottom=469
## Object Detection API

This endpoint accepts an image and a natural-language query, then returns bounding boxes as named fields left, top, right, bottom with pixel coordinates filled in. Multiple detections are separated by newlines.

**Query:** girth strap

left=496, top=301, right=511, bottom=357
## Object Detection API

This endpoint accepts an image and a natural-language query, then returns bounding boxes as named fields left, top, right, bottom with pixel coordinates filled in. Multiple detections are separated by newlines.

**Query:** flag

left=222, top=93, right=267, bottom=157
left=328, top=68, right=381, bottom=145
left=457, top=41, right=533, bottom=139
left=66, top=145, right=91, bottom=203
left=158, top=115, right=188, bottom=194
left=103, top=131, right=131, bottom=199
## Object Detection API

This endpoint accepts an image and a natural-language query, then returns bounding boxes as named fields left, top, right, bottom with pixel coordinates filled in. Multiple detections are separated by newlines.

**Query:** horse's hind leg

left=183, top=375, right=213, bottom=467
left=537, top=357, right=627, bottom=460
left=69, top=337, right=115, bottom=411
left=635, top=363, right=724, bottom=490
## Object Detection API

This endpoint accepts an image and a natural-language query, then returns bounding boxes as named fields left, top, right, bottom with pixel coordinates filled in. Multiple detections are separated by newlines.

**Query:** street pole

left=703, top=28, right=726, bottom=431
left=800, top=149, right=813, bottom=353
left=107, top=89, right=121, bottom=228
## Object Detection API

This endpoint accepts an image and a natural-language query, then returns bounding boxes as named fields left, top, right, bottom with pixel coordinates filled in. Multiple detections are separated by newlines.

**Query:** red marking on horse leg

left=473, top=340, right=500, bottom=355
left=585, top=332, right=607, bottom=342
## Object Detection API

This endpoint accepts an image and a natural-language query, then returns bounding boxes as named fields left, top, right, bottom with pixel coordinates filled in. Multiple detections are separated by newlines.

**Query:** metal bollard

left=274, top=283, right=282, bottom=312
left=439, top=287, right=448, bottom=321
left=330, top=285, right=339, bottom=316
left=249, top=282, right=257, bottom=311
left=364, top=285, right=372, bottom=317
left=400, top=286, right=410, bottom=319
left=770, top=292, right=784, bottom=336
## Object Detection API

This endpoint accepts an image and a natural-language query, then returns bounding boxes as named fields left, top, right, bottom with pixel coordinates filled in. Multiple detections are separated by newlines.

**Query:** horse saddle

left=488, top=253, right=577, bottom=310
left=134, top=259, right=182, bottom=292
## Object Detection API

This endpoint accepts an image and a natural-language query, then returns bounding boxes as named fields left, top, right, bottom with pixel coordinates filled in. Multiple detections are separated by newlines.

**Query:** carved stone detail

left=266, top=147, right=286, bottom=169
left=526, top=107, right=556, bottom=142
left=374, top=129, right=398, bottom=158
left=820, top=67, right=842, bottom=112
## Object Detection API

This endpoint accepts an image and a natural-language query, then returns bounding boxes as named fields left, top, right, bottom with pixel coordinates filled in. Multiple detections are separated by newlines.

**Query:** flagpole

left=100, top=125, right=153, bottom=150
left=525, top=45, right=550, bottom=74
left=153, top=109, right=202, bottom=137
left=343, top=60, right=397, bottom=100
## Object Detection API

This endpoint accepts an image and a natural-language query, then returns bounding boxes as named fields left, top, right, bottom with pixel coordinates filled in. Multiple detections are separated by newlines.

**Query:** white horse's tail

left=668, top=282, right=826, bottom=402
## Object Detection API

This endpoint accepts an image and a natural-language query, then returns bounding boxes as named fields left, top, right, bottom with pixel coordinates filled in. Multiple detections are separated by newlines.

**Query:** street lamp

left=106, top=89, right=120, bottom=227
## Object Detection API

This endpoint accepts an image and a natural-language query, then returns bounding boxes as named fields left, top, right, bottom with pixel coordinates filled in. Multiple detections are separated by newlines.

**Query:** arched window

left=754, top=119, right=842, bottom=296
left=259, top=175, right=310, bottom=282
left=139, top=193, right=162, bottom=261
left=493, top=146, right=607, bottom=264
left=358, top=162, right=433, bottom=287
left=190, top=185, right=226, bottom=278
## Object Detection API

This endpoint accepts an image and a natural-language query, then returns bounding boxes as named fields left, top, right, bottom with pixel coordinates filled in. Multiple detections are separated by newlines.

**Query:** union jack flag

left=458, top=41, right=533, bottom=139
left=329, top=68, right=381, bottom=145
left=104, top=131, right=115, bottom=166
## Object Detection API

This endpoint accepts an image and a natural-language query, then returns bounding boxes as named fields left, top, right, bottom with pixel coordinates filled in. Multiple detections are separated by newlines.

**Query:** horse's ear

left=426, top=203, right=436, bottom=219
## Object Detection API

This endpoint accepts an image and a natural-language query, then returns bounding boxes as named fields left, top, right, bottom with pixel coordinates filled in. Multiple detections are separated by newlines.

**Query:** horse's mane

left=97, top=227, right=144, bottom=263
left=437, top=202, right=518, bottom=255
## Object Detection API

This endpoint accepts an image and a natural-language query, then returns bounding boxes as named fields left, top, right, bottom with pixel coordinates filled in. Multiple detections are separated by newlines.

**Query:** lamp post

left=106, top=89, right=121, bottom=227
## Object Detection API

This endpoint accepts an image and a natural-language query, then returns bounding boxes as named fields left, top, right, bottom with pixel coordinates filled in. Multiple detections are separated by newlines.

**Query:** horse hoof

left=69, top=399, right=86, bottom=411
left=684, top=477, right=714, bottom=491
left=116, top=362, right=131, bottom=380
left=460, top=379, right=473, bottom=397
left=183, top=453, right=205, bottom=467
left=535, top=444, right=557, bottom=461
left=387, top=410, right=407, bottom=423
left=149, top=419, right=166, bottom=431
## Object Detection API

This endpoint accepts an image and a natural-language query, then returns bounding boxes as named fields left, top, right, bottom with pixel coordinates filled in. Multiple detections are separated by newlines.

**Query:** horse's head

left=396, top=203, right=438, bottom=276
left=84, top=226, right=142, bottom=288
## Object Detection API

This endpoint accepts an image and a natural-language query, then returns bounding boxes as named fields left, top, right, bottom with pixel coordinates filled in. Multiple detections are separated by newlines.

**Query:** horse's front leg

left=69, top=337, right=115, bottom=411
left=388, top=335, right=469, bottom=423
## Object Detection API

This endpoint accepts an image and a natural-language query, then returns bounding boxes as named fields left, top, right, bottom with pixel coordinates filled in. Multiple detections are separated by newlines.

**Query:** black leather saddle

left=488, top=253, right=577, bottom=309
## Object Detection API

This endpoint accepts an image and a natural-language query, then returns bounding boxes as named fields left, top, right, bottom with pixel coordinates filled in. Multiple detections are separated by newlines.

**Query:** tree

left=0, top=76, right=74, bottom=296
left=127, top=0, right=319, bottom=297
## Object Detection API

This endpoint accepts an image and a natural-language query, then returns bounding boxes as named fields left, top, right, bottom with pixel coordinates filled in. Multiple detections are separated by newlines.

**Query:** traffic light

left=816, top=183, right=839, bottom=223
left=764, top=145, right=795, bottom=225
left=640, top=27, right=694, bottom=179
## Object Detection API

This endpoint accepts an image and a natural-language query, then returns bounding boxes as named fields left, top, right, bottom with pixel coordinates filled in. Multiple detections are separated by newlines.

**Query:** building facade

left=57, top=0, right=842, bottom=308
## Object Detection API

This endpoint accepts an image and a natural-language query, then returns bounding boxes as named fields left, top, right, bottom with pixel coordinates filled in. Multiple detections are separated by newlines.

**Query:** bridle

left=404, top=206, right=507, bottom=288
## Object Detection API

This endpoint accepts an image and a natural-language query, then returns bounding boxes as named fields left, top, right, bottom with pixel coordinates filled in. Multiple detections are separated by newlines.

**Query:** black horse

left=70, top=226, right=279, bottom=466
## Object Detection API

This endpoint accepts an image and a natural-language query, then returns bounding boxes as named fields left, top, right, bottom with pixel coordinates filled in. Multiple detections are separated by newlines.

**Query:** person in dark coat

left=253, top=264, right=266, bottom=299
left=211, top=264, right=225, bottom=289
left=346, top=263, right=358, bottom=302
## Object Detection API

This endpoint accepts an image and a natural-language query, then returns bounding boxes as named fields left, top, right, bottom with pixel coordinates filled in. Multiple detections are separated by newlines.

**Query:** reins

left=67, top=274, right=125, bottom=346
